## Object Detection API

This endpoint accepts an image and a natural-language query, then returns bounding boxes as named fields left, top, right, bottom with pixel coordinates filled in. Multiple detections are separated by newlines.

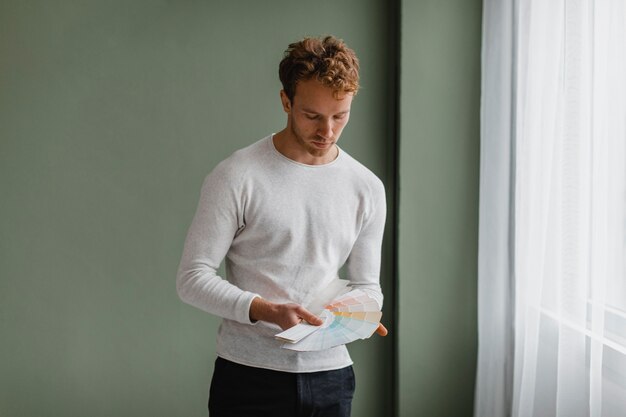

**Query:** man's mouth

left=312, top=141, right=332, bottom=149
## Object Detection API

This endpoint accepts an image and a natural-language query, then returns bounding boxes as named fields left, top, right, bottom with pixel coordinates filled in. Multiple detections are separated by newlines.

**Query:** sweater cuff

left=235, top=291, right=261, bottom=325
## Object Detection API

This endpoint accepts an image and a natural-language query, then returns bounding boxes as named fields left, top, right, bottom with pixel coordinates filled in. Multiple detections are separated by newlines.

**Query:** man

left=176, top=35, right=387, bottom=417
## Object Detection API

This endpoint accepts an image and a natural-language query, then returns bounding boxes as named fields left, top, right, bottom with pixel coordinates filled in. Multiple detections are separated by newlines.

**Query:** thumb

left=297, top=306, right=324, bottom=326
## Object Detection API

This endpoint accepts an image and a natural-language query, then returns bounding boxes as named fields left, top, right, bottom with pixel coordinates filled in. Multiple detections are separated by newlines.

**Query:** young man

left=176, top=35, right=387, bottom=417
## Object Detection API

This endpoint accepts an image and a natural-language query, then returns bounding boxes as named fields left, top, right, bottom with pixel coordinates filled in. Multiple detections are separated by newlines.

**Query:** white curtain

left=476, top=1, right=626, bottom=417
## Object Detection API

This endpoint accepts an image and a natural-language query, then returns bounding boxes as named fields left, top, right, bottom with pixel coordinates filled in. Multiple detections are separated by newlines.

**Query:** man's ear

left=279, top=90, right=291, bottom=113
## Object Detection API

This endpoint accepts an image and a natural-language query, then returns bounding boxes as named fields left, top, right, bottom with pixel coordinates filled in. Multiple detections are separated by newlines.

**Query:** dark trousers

left=208, top=357, right=355, bottom=417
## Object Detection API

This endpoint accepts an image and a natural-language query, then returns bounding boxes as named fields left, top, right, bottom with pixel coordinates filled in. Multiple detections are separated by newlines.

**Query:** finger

left=296, top=306, right=324, bottom=326
left=375, top=323, right=388, bottom=336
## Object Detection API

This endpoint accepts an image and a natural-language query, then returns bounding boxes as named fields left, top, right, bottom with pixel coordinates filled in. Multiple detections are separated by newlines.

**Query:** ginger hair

left=278, top=35, right=360, bottom=102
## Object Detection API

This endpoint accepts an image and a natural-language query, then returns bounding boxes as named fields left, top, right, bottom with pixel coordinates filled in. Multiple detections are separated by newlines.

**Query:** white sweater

left=176, top=135, right=386, bottom=372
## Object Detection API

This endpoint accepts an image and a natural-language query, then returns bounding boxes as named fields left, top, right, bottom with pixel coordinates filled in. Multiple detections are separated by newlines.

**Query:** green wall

left=398, top=0, right=481, bottom=416
left=0, top=1, right=395, bottom=416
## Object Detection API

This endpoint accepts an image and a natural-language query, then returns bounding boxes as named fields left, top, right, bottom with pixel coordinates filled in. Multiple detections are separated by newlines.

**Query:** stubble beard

left=290, top=123, right=334, bottom=158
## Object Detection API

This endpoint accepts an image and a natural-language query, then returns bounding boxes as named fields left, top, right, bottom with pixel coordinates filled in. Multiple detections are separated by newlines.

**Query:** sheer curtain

left=476, top=1, right=626, bottom=417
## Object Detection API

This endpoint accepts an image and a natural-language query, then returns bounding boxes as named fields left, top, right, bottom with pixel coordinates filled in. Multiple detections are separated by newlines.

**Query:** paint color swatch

left=275, top=289, right=382, bottom=351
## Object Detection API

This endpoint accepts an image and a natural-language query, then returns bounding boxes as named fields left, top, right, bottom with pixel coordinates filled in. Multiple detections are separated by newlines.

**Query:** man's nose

left=318, top=119, right=333, bottom=139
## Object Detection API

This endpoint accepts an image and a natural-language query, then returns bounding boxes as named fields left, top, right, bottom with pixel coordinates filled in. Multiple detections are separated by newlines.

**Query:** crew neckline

left=268, top=134, right=343, bottom=168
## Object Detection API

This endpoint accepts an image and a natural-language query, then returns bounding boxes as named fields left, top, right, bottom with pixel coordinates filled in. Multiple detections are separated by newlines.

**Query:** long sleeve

left=345, top=177, right=386, bottom=309
left=176, top=161, right=259, bottom=325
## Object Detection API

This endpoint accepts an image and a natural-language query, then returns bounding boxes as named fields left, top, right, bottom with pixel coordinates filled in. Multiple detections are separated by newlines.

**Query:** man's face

left=280, top=78, right=353, bottom=160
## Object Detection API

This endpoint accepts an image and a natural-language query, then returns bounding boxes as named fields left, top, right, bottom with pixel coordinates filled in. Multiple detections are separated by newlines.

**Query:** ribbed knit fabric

left=176, top=134, right=386, bottom=372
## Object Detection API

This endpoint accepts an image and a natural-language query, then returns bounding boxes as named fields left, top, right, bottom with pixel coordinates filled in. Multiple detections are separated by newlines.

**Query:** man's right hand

left=249, top=297, right=324, bottom=330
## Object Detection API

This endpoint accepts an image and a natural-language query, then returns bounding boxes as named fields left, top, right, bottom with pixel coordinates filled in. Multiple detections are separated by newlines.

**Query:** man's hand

left=250, top=297, right=324, bottom=330
left=251, top=297, right=389, bottom=336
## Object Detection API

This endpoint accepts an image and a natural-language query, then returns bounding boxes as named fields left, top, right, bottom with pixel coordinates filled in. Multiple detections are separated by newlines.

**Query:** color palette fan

left=275, top=289, right=382, bottom=351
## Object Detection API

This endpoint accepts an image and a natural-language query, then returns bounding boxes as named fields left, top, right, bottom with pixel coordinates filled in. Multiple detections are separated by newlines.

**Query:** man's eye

left=306, top=115, right=319, bottom=120
left=334, top=114, right=346, bottom=120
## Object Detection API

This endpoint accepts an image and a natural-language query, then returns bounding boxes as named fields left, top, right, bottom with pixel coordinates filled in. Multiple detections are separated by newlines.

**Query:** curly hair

left=279, top=35, right=360, bottom=102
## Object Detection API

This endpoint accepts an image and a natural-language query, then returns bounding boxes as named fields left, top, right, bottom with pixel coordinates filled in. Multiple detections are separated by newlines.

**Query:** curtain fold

left=474, top=1, right=517, bottom=416
left=476, top=1, right=626, bottom=416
